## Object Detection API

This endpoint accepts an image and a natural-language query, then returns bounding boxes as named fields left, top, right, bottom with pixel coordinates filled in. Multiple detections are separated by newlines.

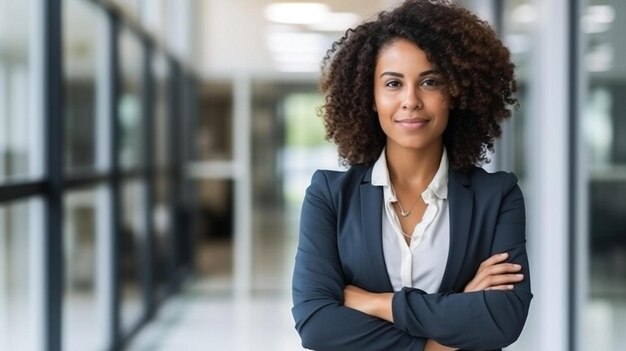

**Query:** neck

left=385, top=140, right=443, bottom=188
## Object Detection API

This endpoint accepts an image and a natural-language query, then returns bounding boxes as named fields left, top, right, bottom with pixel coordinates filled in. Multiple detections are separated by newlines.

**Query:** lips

left=395, top=118, right=430, bottom=130
left=396, top=118, right=429, bottom=123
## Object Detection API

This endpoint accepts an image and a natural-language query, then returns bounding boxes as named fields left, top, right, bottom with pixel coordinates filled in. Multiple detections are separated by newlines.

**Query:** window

left=583, top=1, right=626, bottom=349
left=118, top=27, right=144, bottom=170
left=63, top=0, right=106, bottom=174
left=120, top=179, right=146, bottom=333
left=0, top=1, right=195, bottom=349
left=153, top=54, right=171, bottom=298
left=0, top=0, right=42, bottom=183
left=63, top=188, right=108, bottom=350
left=0, top=198, right=43, bottom=351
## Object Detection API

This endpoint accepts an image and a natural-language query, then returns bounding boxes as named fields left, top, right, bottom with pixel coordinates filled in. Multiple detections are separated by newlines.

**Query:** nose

left=401, top=86, right=423, bottom=110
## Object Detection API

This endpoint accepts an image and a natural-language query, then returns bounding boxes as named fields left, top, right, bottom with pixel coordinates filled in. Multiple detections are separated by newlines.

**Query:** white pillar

left=523, top=0, right=570, bottom=350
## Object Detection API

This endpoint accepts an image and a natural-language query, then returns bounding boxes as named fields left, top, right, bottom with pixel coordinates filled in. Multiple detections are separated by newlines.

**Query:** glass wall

left=583, top=0, right=626, bottom=349
left=193, top=82, right=234, bottom=283
left=63, top=189, right=105, bottom=350
left=500, top=0, right=533, bottom=180
left=500, top=0, right=626, bottom=349
left=0, top=0, right=41, bottom=182
left=0, top=1, right=42, bottom=349
left=0, top=0, right=197, bottom=350
left=63, top=0, right=104, bottom=175
left=152, top=53, right=171, bottom=299
left=118, top=26, right=144, bottom=170
left=62, top=2, right=108, bottom=348
left=0, top=198, right=42, bottom=351
left=120, top=179, right=147, bottom=333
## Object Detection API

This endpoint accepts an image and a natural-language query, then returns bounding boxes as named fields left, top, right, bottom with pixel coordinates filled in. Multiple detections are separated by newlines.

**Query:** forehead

left=375, top=39, right=433, bottom=73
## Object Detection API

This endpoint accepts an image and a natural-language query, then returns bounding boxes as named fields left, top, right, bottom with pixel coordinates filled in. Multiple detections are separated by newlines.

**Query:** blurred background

left=0, top=0, right=624, bottom=350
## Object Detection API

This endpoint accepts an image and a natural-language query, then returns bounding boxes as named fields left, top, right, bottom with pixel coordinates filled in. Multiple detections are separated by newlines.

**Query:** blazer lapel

left=438, top=169, right=474, bottom=292
left=360, top=166, right=394, bottom=292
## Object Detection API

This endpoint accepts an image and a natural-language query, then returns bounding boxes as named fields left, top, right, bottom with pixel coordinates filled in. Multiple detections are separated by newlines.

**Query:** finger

left=485, top=284, right=515, bottom=291
left=480, top=273, right=525, bottom=287
left=473, top=263, right=521, bottom=284
left=479, top=252, right=509, bottom=269
left=483, top=263, right=523, bottom=276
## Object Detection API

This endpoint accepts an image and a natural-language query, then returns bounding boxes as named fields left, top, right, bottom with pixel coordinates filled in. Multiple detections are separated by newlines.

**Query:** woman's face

left=373, top=39, right=450, bottom=153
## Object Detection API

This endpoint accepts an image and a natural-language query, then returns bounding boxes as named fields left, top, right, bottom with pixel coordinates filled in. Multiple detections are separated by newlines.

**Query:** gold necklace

left=391, top=184, right=422, bottom=217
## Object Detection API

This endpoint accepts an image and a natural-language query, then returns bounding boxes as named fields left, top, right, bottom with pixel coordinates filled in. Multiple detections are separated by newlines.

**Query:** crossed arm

left=292, top=171, right=532, bottom=351
left=343, top=251, right=525, bottom=351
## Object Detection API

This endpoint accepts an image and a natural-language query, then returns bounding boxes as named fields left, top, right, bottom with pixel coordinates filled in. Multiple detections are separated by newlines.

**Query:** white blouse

left=371, top=148, right=450, bottom=293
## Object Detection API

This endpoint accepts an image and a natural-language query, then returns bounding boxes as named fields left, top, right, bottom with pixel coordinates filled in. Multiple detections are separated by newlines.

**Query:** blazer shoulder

left=465, top=166, right=521, bottom=196
left=310, top=164, right=372, bottom=192
left=307, top=164, right=372, bottom=213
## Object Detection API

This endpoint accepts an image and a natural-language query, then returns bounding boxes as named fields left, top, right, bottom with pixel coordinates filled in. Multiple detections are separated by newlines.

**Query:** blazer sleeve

left=391, top=173, right=533, bottom=350
left=292, top=170, right=426, bottom=351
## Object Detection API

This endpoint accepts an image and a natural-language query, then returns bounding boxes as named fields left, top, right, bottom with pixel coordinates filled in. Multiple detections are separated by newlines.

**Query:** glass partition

left=63, top=0, right=105, bottom=174
left=0, top=198, right=42, bottom=351
left=0, top=0, right=41, bottom=183
left=120, top=179, right=146, bottom=334
left=118, top=27, right=144, bottom=170
left=583, top=0, right=626, bottom=349
left=63, top=189, right=106, bottom=350
left=153, top=53, right=170, bottom=298
left=501, top=0, right=533, bottom=180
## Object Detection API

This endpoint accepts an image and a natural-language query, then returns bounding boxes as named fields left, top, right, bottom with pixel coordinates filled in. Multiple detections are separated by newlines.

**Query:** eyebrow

left=379, top=69, right=437, bottom=78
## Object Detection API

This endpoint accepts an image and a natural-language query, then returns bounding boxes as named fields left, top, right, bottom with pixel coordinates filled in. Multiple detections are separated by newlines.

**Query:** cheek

left=374, top=97, right=393, bottom=117
left=431, top=94, right=451, bottom=117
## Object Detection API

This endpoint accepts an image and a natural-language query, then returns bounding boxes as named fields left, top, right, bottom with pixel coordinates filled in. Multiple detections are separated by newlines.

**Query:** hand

left=343, top=285, right=394, bottom=322
left=463, top=252, right=524, bottom=292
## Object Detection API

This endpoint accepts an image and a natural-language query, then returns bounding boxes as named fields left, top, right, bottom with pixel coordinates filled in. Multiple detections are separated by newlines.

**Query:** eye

left=421, top=78, right=441, bottom=87
left=384, top=80, right=401, bottom=88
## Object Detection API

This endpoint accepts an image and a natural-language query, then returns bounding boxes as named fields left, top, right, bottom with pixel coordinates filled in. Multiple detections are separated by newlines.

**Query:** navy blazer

left=292, top=163, right=533, bottom=351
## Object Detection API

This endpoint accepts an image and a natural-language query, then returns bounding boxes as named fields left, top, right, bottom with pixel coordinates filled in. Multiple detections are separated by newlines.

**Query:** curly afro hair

left=319, top=0, right=518, bottom=170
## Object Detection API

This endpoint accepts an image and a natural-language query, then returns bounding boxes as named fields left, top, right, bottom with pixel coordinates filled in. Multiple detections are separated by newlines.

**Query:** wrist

left=374, top=292, right=394, bottom=322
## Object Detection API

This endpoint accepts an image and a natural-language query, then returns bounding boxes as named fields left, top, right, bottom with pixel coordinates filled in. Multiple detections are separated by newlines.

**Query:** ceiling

left=195, top=0, right=626, bottom=81
left=196, top=0, right=397, bottom=79
left=1, top=0, right=623, bottom=82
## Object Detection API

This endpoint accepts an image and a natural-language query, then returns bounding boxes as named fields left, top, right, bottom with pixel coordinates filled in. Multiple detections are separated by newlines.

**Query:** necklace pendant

left=400, top=210, right=411, bottom=217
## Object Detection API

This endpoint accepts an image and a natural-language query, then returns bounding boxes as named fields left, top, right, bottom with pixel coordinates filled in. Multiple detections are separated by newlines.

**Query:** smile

left=395, top=118, right=430, bottom=130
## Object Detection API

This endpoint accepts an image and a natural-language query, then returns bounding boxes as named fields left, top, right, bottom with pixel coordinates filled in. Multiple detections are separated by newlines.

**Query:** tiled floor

left=126, top=279, right=302, bottom=351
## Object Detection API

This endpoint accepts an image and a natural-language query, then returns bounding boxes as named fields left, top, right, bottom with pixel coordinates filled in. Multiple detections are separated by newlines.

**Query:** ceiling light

left=267, top=31, right=327, bottom=72
left=583, top=5, right=615, bottom=34
left=587, top=5, right=615, bottom=24
left=264, top=3, right=330, bottom=25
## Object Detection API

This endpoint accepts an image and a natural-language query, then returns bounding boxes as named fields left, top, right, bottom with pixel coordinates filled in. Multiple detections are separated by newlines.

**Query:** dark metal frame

left=44, top=0, right=64, bottom=350
left=108, top=9, right=122, bottom=350
left=0, top=1, right=196, bottom=350
left=567, top=0, right=581, bottom=350
left=141, top=35, right=157, bottom=323
left=167, top=59, right=182, bottom=287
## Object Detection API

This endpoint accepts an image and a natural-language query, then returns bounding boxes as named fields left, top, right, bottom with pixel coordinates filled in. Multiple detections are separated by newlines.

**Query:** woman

left=292, top=1, right=532, bottom=350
